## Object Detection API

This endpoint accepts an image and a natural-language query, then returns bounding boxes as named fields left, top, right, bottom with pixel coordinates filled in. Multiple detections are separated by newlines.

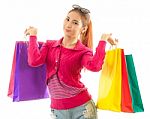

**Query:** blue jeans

left=50, top=100, right=98, bottom=119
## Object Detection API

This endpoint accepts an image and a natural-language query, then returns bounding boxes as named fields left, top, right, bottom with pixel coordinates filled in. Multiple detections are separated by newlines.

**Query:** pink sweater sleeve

left=81, top=41, right=106, bottom=72
left=27, top=36, right=49, bottom=67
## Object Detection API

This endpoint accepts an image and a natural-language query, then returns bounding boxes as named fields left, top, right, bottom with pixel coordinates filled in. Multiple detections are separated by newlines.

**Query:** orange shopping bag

left=96, top=48, right=144, bottom=113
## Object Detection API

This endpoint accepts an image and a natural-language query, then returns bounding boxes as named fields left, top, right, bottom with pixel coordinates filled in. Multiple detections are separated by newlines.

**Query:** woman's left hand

left=100, top=33, right=112, bottom=41
left=107, top=37, right=118, bottom=45
left=100, top=33, right=118, bottom=45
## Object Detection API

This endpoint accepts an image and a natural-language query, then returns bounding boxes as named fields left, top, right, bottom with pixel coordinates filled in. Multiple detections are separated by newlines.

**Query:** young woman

left=25, top=4, right=116, bottom=119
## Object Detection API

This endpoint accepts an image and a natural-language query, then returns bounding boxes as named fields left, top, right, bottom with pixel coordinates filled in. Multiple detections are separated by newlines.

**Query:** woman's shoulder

left=77, top=40, right=93, bottom=52
left=46, top=39, right=57, bottom=43
left=44, top=39, right=59, bottom=48
left=46, top=37, right=63, bottom=47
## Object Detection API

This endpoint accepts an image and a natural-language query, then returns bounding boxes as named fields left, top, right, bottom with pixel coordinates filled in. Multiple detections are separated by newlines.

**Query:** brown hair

left=69, top=8, right=93, bottom=49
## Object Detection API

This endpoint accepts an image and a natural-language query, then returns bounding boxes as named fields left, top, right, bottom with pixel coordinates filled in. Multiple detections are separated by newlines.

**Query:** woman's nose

left=66, top=22, right=72, bottom=28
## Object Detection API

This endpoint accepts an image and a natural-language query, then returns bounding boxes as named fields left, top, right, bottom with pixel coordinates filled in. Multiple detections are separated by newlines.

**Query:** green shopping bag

left=125, top=54, right=144, bottom=112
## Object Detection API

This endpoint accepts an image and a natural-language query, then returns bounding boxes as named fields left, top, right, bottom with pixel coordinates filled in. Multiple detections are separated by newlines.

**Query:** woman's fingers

left=107, top=37, right=118, bottom=45
left=24, top=26, right=37, bottom=36
left=101, top=33, right=112, bottom=41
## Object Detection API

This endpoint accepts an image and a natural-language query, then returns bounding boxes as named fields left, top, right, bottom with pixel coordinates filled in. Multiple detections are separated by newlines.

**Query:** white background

left=0, top=0, right=149, bottom=119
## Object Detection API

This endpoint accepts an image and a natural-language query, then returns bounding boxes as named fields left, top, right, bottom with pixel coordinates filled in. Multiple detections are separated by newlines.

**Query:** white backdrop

left=0, top=0, right=149, bottom=119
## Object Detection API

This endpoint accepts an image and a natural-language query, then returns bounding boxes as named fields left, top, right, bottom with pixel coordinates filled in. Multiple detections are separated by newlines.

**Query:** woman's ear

left=81, top=26, right=88, bottom=34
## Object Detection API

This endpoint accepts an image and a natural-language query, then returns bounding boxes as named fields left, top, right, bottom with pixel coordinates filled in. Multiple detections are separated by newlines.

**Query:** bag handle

left=23, top=35, right=29, bottom=46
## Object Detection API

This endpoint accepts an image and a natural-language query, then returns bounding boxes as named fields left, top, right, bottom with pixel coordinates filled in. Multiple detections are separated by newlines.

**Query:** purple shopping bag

left=8, top=41, right=49, bottom=102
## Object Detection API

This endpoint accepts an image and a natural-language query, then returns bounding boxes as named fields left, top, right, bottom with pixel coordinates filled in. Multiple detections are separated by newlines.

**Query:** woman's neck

left=62, top=36, right=78, bottom=48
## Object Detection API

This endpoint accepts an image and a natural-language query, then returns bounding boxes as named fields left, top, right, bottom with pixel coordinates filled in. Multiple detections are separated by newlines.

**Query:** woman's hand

left=101, top=33, right=118, bottom=45
left=107, top=38, right=118, bottom=45
left=24, top=26, right=37, bottom=36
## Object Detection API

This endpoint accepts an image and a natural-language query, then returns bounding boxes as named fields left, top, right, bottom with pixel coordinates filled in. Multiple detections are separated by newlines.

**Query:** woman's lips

left=65, top=29, right=71, bottom=32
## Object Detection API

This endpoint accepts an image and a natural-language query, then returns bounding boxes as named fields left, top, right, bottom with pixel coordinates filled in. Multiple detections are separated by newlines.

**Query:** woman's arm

left=27, top=36, right=49, bottom=67
left=81, top=40, right=106, bottom=72
left=81, top=33, right=117, bottom=71
left=25, top=26, right=49, bottom=67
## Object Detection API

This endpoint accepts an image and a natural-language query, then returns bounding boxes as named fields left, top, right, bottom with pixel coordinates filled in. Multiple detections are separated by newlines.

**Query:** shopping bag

left=7, top=44, right=16, bottom=98
left=96, top=48, right=122, bottom=112
left=8, top=41, right=49, bottom=101
left=125, top=54, right=144, bottom=112
left=96, top=48, right=144, bottom=113
left=121, top=50, right=133, bottom=112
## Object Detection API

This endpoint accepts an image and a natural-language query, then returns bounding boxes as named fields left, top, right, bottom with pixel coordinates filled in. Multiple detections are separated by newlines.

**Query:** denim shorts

left=50, top=100, right=98, bottom=119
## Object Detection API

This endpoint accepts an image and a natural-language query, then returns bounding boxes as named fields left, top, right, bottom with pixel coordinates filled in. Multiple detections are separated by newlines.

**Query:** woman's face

left=63, top=11, right=83, bottom=39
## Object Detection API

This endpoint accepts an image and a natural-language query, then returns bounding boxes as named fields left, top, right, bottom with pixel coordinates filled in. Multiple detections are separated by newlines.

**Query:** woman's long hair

left=69, top=8, right=93, bottom=49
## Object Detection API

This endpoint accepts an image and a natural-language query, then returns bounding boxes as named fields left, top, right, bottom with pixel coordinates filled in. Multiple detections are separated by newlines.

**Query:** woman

left=25, top=4, right=116, bottom=119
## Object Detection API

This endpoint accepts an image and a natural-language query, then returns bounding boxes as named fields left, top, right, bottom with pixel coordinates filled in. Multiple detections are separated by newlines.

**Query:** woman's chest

left=47, top=47, right=84, bottom=67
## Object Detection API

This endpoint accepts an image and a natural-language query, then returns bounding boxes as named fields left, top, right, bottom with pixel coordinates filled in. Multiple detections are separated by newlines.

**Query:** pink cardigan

left=28, top=36, right=106, bottom=109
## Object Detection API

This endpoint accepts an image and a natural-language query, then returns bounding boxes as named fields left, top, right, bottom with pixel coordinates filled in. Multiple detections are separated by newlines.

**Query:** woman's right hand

left=24, top=26, right=37, bottom=36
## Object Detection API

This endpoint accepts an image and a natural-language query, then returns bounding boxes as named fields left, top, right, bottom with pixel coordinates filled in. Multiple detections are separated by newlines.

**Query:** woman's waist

left=50, top=90, right=92, bottom=109
left=47, top=72, right=84, bottom=88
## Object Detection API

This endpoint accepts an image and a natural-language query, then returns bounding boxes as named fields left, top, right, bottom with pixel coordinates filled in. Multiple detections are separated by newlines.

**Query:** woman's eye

left=73, top=22, right=78, bottom=25
left=66, top=18, right=69, bottom=21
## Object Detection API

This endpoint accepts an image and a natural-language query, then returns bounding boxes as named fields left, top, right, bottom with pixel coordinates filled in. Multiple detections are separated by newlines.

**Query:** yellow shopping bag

left=96, top=48, right=122, bottom=112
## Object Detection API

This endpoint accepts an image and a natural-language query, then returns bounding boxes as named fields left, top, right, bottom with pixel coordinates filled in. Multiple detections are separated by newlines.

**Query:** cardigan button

left=55, top=66, right=57, bottom=70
